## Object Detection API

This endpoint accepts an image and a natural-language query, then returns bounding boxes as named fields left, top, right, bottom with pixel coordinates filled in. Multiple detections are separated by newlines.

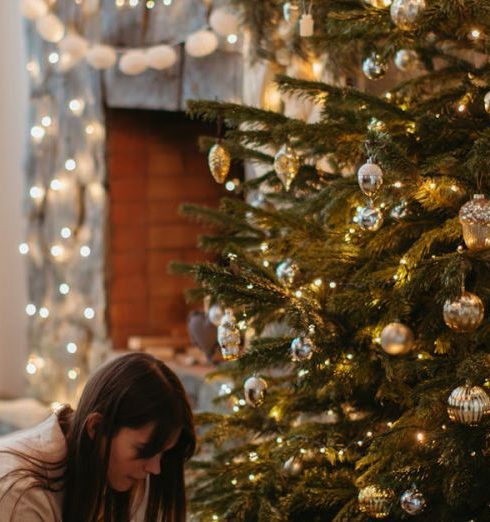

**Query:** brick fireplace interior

left=106, top=108, right=225, bottom=350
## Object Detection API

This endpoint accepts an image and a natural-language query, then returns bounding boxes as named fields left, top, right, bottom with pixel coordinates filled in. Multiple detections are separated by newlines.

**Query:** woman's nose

left=144, top=454, right=161, bottom=475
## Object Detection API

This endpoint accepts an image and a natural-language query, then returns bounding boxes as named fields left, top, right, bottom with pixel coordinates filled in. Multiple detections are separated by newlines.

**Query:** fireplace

left=105, top=108, right=224, bottom=350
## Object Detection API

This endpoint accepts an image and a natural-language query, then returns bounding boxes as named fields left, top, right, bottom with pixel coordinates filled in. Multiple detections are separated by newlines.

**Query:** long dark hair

left=63, top=352, right=196, bottom=522
left=0, top=353, right=195, bottom=522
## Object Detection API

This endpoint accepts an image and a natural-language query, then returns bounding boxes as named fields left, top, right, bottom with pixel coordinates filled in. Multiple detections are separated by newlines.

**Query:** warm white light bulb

left=84, top=307, right=95, bottom=319
left=26, top=362, right=37, bottom=375
left=67, top=368, right=79, bottom=380
left=50, top=244, right=63, bottom=257
left=50, top=179, right=63, bottom=191
left=80, top=245, right=91, bottom=257
left=470, top=28, right=481, bottom=40
left=60, top=227, right=72, bottom=238
left=65, top=158, right=77, bottom=171
left=146, top=0, right=155, bottom=7
left=59, top=283, right=70, bottom=295
left=29, top=186, right=45, bottom=199
left=48, top=52, right=60, bottom=64
left=30, top=126, right=46, bottom=142
left=68, top=98, right=85, bottom=115
left=227, top=34, right=238, bottom=44
left=25, top=304, right=37, bottom=316
left=66, top=342, right=78, bottom=354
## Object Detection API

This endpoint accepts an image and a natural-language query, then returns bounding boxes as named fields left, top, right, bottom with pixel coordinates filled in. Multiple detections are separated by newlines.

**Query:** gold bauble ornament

left=357, top=159, right=384, bottom=197
left=244, top=376, right=268, bottom=407
left=380, top=322, right=414, bottom=355
left=217, top=309, right=241, bottom=360
left=447, top=384, right=490, bottom=425
left=390, top=0, right=426, bottom=30
left=208, top=143, right=231, bottom=184
left=443, top=291, right=484, bottom=333
left=358, top=485, right=394, bottom=519
left=459, top=194, right=490, bottom=250
left=274, top=144, right=300, bottom=190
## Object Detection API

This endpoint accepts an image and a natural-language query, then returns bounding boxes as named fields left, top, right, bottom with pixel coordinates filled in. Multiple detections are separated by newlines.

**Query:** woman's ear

left=85, top=412, right=103, bottom=440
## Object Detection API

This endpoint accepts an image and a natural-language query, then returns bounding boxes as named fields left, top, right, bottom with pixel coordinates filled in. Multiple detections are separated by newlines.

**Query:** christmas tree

left=181, top=1, right=490, bottom=520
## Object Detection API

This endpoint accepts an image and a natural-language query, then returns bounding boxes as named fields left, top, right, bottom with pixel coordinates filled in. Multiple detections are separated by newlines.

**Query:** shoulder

left=0, top=478, right=61, bottom=521
left=0, top=414, right=66, bottom=468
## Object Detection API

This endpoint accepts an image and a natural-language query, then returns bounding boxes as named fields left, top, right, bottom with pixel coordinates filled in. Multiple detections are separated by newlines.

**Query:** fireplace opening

left=105, top=108, right=225, bottom=351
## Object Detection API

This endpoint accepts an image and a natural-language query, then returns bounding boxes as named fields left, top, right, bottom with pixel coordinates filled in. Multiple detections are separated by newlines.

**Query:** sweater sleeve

left=0, top=482, right=59, bottom=522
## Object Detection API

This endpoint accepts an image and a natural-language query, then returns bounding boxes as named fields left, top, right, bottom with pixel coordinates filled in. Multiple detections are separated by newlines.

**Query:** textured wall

left=0, top=2, right=29, bottom=397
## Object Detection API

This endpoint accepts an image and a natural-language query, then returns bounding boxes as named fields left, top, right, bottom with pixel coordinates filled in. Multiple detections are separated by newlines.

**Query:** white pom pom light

left=21, top=0, right=48, bottom=20
left=59, top=33, right=89, bottom=70
left=185, top=30, right=219, bottom=58
left=59, top=33, right=89, bottom=62
left=209, top=8, right=239, bottom=36
left=119, top=50, right=148, bottom=75
left=82, top=0, right=100, bottom=15
left=146, top=45, right=177, bottom=70
left=86, top=45, right=117, bottom=70
left=36, top=14, right=65, bottom=43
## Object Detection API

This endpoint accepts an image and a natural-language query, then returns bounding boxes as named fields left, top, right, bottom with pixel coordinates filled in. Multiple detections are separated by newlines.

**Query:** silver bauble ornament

left=283, top=456, right=303, bottom=476
left=484, top=92, right=490, bottom=114
left=244, top=376, right=268, bottom=407
left=390, top=200, right=408, bottom=220
left=390, top=0, right=426, bottom=31
left=443, top=291, right=484, bottom=333
left=208, top=303, right=224, bottom=327
left=400, top=486, right=427, bottom=516
left=358, top=485, right=394, bottom=519
left=357, top=160, right=384, bottom=197
left=357, top=205, right=384, bottom=231
left=394, top=49, right=419, bottom=71
left=459, top=194, right=490, bottom=250
left=380, top=322, right=414, bottom=355
left=290, top=336, right=314, bottom=362
left=276, top=259, right=298, bottom=286
left=447, top=384, right=490, bottom=425
left=274, top=144, right=300, bottom=190
left=362, top=53, right=388, bottom=80
left=217, top=309, right=241, bottom=360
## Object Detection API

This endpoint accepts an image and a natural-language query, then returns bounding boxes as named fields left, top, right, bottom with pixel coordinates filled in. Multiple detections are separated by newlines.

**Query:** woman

left=0, top=352, right=196, bottom=521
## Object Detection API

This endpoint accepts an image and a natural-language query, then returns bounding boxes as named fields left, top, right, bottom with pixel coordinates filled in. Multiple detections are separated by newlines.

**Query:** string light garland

left=21, top=0, right=241, bottom=76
